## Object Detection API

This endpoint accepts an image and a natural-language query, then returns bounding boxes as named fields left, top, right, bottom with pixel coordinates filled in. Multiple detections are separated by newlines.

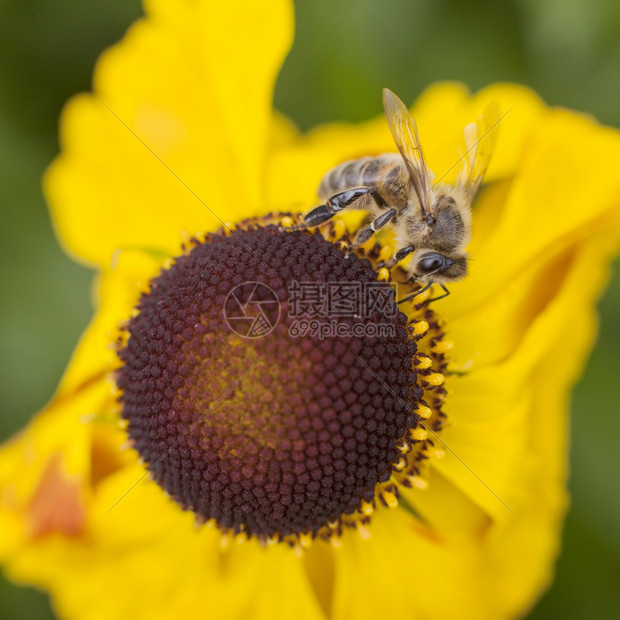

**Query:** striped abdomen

left=317, top=154, right=410, bottom=210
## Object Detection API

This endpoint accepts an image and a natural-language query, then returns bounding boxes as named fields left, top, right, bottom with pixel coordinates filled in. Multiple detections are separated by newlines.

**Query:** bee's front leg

left=353, top=207, right=397, bottom=247
left=377, top=244, right=415, bottom=269
left=304, top=186, right=388, bottom=227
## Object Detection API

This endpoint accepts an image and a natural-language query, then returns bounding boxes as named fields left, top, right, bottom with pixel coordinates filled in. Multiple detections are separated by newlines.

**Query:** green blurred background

left=1, top=0, right=619, bottom=617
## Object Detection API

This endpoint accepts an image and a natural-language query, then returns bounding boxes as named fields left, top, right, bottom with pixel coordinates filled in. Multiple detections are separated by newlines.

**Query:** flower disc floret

left=117, top=222, right=430, bottom=541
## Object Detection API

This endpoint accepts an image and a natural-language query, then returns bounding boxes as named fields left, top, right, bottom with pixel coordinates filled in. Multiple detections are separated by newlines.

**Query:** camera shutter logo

left=224, top=282, right=281, bottom=338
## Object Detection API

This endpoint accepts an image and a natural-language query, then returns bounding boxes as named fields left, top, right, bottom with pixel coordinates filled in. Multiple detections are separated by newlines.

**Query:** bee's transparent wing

left=456, top=102, right=500, bottom=203
left=382, top=88, right=433, bottom=220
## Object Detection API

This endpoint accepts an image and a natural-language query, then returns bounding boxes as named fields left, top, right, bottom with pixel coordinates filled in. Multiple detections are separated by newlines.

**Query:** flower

left=2, top=0, right=620, bottom=618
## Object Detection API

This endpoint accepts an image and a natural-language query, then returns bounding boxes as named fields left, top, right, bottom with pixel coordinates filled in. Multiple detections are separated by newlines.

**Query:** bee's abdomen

left=318, top=154, right=405, bottom=201
left=320, top=156, right=386, bottom=193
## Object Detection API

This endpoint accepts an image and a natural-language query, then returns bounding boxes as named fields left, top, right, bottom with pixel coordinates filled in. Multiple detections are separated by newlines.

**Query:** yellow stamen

left=416, top=404, right=432, bottom=419
left=431, top=447, right=446, bottom=460
left=397, top=440, right=410, bottom=454
left=377, top=267, right=390, bottom=282
left=410, top=427, right=428, bottom=441
left=393, top=457, right=407, bottom=471
left=414, top=287, right=431, bottom=303
left=411, top=320, right=429, bottom=336
left=432, top=339, right=454, bottom=354
left=299, top=532, right=313, bottom=549
left=414, top=355, right=432, bottom=369
left=379, top=245, right=393, bottom=262
left=280, top=215, right=294, bottom=228
left=408, top=475, right=429, bottom=490
left=361, top=239, right=375, bottom=252
left=360, top=500, right=374, bottom=516
left=333, top=219, right=346, bottom=239
left=356, top=522, right=372, bottom=540
left=382, top=490, right=399, bottom=508
left=424, top=372, right=445, bottom=386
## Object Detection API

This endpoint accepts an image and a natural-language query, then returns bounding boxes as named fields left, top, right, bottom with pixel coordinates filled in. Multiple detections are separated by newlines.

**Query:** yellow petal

left=7, top=459, right=325, bottom=620
left=57, top=248, right=165, bottom=396
left=332, top=507, right=490, bottom=620
left=0, top=375, right=107, bottom=559
left=436, top=228, right=619, bottom=522
left=45, top=0, right=293, bottom=268
left=236, top=545, right=327, bottom=620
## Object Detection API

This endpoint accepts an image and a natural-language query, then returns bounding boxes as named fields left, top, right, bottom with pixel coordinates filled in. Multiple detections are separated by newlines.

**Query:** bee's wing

left=456, top=102, right=500, bottom=203
left=382, top=88, right=433, bottom=220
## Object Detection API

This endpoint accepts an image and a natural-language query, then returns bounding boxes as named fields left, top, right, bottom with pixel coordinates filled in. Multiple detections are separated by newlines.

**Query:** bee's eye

left=418, top=254, right=447, bottom=274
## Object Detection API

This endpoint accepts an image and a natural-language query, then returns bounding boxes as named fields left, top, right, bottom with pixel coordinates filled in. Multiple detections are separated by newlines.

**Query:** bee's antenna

left=427, top=284, right=450, bottom=303
left=397, top=283, right=450, bottom=305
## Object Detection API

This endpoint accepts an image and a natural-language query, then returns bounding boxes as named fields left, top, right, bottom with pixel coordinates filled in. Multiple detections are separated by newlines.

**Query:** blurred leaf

left=0, top=0, right=143, bottom=142
left=0, top=112, right=93, bottom=440
left=0, top=573, right=54, bottom=620
left=275, top=0, right=526, bottom=129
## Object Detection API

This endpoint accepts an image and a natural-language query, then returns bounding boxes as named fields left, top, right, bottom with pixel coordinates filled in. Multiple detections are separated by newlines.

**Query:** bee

left=302, top=88, right=499, bottom=302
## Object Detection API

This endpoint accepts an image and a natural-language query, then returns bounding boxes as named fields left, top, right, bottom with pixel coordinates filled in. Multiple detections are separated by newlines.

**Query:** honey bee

left=302, top=88, right=499, bottom=302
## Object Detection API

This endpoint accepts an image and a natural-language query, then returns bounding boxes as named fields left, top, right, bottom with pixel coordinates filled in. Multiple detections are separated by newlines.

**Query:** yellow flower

left=2, top=0, right=620, bottom=618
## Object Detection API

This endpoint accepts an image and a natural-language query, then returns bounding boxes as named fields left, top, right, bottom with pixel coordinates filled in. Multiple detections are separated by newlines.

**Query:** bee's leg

left=304, top=187, right=388, bottom=227
left=378, top=244, right=415, bottom=269
left=303, top=204, right=337, bottom=227
left=427, top=284, right=450, bottom=303
left=394, top=245, right=416, bottom=262
left=353, top=208, right=397, bottom=247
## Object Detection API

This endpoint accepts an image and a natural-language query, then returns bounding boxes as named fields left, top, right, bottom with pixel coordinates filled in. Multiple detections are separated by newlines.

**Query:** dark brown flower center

left=117, top=223, right=429, bottom=541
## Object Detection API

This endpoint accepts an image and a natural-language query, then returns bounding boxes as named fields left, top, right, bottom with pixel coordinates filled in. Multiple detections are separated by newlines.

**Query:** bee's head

left=412, top=251, right=467, bottom=284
